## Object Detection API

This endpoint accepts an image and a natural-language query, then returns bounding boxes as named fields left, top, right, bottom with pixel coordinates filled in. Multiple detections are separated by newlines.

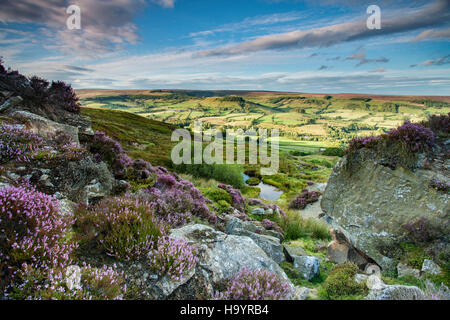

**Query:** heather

left=0, top=124, right=43, bottom=163
left=0, top=185, right=75, bottom=292
left=321, top=263, right=367, bottom=300
left=289, top=189, right=321, bottom=210
left=214, top=267, right=294, bottom=300
left=218, top=183, right=246, bottom=212
left=88, top=131, right=132, bottom=178
left=7, top=263, right=126, bottom=300
left=147, top=236, right=199, bottom=281
left=74, top=195, right=167, bottom=261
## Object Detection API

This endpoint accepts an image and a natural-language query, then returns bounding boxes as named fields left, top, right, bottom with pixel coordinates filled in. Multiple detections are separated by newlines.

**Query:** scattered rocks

left=397, top=263, right=420, bottom=278
left=365, top=284, right=425, bottom=300
left=366, top=275, right=385, bottom=290
left=292, top=256, right=320, bottom=281
left=283, top=244, right=308, bottom=263
left=421, top=259, right=441, bottom=275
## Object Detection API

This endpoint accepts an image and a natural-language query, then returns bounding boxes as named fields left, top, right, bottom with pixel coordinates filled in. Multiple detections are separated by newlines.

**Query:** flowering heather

left=267, top=204, right=287, bottom=218
left=261, top=219, right=283, bottom=236
left=401, top=216, right=442, bottom=244
left=128, top=159, right=153, bottom=181
left=422, top=113, right=450, bottom=135
left=148, top=236, right=198, bottom=281
left=74, top=195, right=167, bottom=261
left=89, top=131, right=132, bottom=178
left=0, top=124, right=43, bottom=163
left=0, top=185, right=75, bottom=290
left=387, top=121, right=435, bottom=153
left=218, top=184, right=246, bottom=212
left=6, top=263, right=126, bottom=300
left=48, top=81, right=81, bottom=114
left=144, top=174, right=217, bottom=226
left=425, top=281, right=450, bottom=300
left=346, top=135, right=381, bottom=154
left=214, top=267, right=294, bottom=300
left=289, top=189, right=321, bottom=210
left=429, top=179, right=450, bottom=192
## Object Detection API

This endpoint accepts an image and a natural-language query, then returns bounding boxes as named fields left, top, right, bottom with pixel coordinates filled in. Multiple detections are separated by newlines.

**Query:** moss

left=201, top=187, right=232, bottom=204
left=246, top=177, right=260, bottom=186
left=241, top=186, right=260, bottom=198
left=321, top=263, right=367, bottom=300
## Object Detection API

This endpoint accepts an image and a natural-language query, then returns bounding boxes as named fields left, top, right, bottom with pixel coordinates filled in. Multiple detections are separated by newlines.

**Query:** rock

left=227, top=227, right=285, bottom=265
left=326, top=229, right=371, bottom=268
left=283, top=244, right=308, bottom=263
left=355, top=274, right=369, bottom=284
left=397, top=263, right=421, bottom=278
left=225, top=216, right=263, bottom=234
left=169, top=224, right=295, bottom=299
left=9, top=110, right=79, bottom=144
left=292, top=256, right=320, bottom=281
left=327, top=240, right=349, bottom=264
left=293, top=287, right=310, bottom=300
left=421, top=259, right=441, bottom=275
left=365, top=284, right=425, bottom=300
left=0, top=96, right=23, bottom=113
left=366, top=275, right=385, bottom=290
left=321, top=151, right=449, bottom=273
left=364, top=264, right=382, bottom=277
left=251, top=207, right=266, bottom=215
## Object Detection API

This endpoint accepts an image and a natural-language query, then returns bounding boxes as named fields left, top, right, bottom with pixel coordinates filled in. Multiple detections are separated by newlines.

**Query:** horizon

left=1, top=0, right=450, bottom=95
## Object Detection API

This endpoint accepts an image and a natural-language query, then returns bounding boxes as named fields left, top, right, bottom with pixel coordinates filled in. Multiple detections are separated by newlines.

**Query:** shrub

left=0, top=185, right=75, bottom=291
left=0, top=124, right=43, bottom=164
left=74, top=195, right=167, bottom=261
left=346, top=135, right=381, bottom=154
left=387, top=121, right=434, bottom=153
left=202, top=187, right=232, bottom=204
left=272, top=210, right=330, bottom=241
left=7, top=263, right=126, bottom=300
left=322, top=147, right=344, bottom=157
left=289, top=189, right=321, bottom=210
left=246, top=177, right=260, bottom=186
left=261, top=219, right=283, bottom=236
left=0, top=58, right=6, bottom=74
left=401, top=216, right=443, bottom=244
left=214, top=267, right=294, bottom=300
left=400, top=243, right=432, bottom=269
left=322, top=263, right=366, bottom=299
left=422, top=113, right=450, bottom=136
left=218, top=184, right=246, bottom=212
left=144, top=174, right=218, bottom=226
left=48, top=81, right=81, bottom=114
left=89, top=131, right=132, bottom=178
left=147, top=236, right=198, bottom=281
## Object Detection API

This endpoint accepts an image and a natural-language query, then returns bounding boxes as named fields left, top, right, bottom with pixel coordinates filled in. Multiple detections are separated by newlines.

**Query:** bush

left=322, top=147, right=344, bottom=157
left=322, top=263, right=366, bottom=299
left=89, top=131, right=132, bottom=178
left=272, top=210, right=330, bottom=241
left=0, top=124, right=44, bottom=164
left=218, top=184, right=246, bottom=212
left=401, top=216, right=443, bottom=245
left=144, top=173, right=218, bottom=226
left=48, top=81, right=81, bottom=114
left=422, top=113, right=449, bottom=136
left=387, top=121, right=434, bottom=153
left=147, top=236, right=198, bottom=281
left=246, top=177, right=260, bottom=186
left=214, top=267, right=294, bottom=300
left=175, top=163, right=244, bottom=189
left=7, top=263, right=126, bottom=300
left=289, top=189, right=321, bottom=210
left=202, top=187, right=232, bottom=204
left=0, top=185, right=75, bottom=291
left=74, top=195, right=167, bottom=261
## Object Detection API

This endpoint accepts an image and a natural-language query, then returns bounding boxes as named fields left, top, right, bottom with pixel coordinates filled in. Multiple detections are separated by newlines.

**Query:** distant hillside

left=81, top=107, right=177, bottom=168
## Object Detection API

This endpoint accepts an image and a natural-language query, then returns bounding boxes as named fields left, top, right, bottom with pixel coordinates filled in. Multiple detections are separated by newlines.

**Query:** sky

left=0, top=0, right=449, bottom=95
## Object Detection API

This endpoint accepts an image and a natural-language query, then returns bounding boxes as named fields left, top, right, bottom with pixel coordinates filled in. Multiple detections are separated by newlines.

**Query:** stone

left=283, top=244, right=308, bottom=263
left=169, top=224, right=295, bottom=299
left=293, top=287, right=310, bottom=300
left=293, top=256, right=320, bottom=281
left=225, top=216, right=263, bottom=234
left=9, top=110, right=80, bottom=144
left=327, top=240, right=349, bottom=264
left=355, top=274, right=369, bottom=284
left=365, top=285, right=425, bottom=300
left=421, top=259, right=441, bottom=275
left=0, top=96, right=23, bottom=113
left=366, top=275, right=385, bottom=290
left=321, top=150, right=449, bottom=273
left=397, top=263, right=421, bottom=278
left=251, top=207, right=266, bottom=215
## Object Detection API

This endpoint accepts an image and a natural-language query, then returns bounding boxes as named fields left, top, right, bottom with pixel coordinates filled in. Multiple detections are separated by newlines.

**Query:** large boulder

left=168, top=224, right=300, bottom=299
left=321, top=149, right=449, bottom=272
left=365, top=285, right=425, bottom=300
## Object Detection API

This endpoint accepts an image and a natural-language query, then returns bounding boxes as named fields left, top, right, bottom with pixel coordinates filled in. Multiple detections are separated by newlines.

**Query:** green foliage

left=202, top=187, right=232, bottom=204
left=246, top=177, right=261, bottom=186
left=321, top=263, right=367, bottom=299
left=322, top=147, right=344, bottom=157
left=401, top=243, right=432, bottom=269
left=271, top=210, right=331, bottom=241
left=175, top=163, right=244, bottom=189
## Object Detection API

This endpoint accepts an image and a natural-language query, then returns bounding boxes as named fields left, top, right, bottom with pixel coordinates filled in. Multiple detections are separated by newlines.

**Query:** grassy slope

left=81, top=107, right=177, bottom=168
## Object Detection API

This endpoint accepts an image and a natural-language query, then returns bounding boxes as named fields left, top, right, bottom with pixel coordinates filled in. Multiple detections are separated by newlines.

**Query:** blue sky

left=0, top=0, right=449, bottom=95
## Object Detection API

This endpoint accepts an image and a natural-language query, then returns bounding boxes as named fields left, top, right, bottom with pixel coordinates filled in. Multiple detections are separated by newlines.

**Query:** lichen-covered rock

left=397, top=263, right=421, bottom=278
left=421, top=259, right=441, bottom=275
left=168, top=224, right=294, bottom=299
left=283, top=244, right=308, bottom=263
left=365, top=284, right=425, bottom=300
left=321, top=149, right=449, bottom=272
left=292, top=256, right=320, bottom=281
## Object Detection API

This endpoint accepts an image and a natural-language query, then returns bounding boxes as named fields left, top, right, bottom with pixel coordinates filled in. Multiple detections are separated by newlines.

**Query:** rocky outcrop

left=292, top=256, right=320, bottom=281
left=321, top=147, right=449, bottom=272
left=327, top=229, right=373, bottom=269
left=168, top=224, right=305, bottom=300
